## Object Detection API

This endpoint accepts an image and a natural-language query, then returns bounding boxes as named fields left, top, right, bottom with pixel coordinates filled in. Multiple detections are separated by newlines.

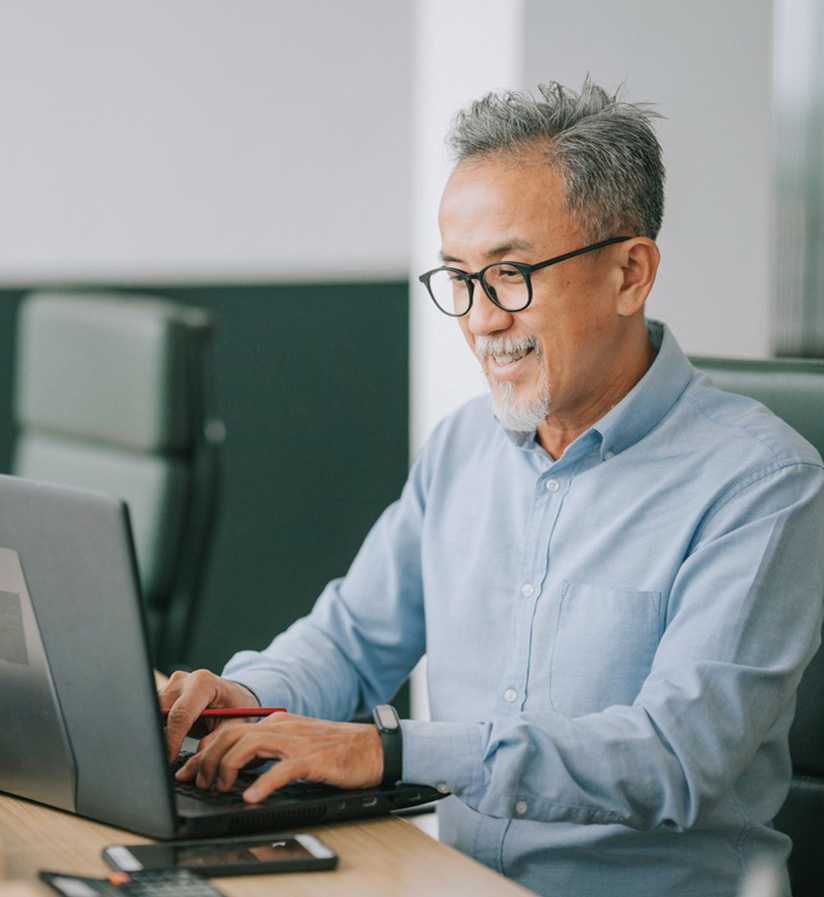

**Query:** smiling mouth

left=491, top=346, right=534, bottom=366
left=476, top=337, right=540, bottom=373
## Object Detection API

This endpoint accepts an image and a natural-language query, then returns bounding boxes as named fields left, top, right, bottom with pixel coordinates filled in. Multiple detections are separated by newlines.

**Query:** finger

left=242, top=758, right=307, bottom=803
left=163, top=670, right=223, bottom=760
left=213, top=729, right=286, bottom=791
left=189, top=723, right=263, bottom=790
left=172, top=725, right=249, bottom=784
left=174, top=751, right=200, bottom=782
left=158, top=669, right=189, bottom=708
left=192, top=735, right=241, bottom=790
left=166, top=704, right=207, bottom=762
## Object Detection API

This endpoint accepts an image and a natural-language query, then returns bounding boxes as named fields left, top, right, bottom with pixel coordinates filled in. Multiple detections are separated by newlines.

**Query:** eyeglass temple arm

left=528, top=236, right=633, bottom=273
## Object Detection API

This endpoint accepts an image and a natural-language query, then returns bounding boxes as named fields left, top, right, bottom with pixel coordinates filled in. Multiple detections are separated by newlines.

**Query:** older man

left=162, top=80, right=824, bottom=897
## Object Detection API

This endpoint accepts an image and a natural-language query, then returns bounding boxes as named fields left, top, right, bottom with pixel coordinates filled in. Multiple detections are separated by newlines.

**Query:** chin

left=490, top=379, right=551, bottom=433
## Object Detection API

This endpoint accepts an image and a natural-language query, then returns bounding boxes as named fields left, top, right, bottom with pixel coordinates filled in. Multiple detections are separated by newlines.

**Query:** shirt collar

left=501, top=320, right=694, bottom=459
left=590, top=320, right=693, bottom=458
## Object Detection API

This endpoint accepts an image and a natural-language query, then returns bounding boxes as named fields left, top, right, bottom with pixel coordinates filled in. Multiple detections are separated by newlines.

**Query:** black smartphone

left=102, top=833, right=338, bottom=877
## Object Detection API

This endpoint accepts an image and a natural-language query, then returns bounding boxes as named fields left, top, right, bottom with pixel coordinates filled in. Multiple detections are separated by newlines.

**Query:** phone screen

left=170, top=838, right=315, bottom=867
left=104, top=834, right=337, bottom=876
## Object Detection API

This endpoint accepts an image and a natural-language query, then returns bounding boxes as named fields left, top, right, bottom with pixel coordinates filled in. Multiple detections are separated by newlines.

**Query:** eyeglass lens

left=428, top=264, right=529, bottom=316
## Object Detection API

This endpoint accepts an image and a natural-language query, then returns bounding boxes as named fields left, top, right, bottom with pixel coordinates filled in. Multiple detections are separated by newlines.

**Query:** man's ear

left=616, top=238, right=660, bottom=317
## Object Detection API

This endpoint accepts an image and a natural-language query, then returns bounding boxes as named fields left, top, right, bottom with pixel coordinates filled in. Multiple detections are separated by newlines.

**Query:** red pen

left=161, top=707, right=286, bottom=719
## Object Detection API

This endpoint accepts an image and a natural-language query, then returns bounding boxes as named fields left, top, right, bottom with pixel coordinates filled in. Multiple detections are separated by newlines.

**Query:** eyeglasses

left=418, top=236, right=632, bottom=317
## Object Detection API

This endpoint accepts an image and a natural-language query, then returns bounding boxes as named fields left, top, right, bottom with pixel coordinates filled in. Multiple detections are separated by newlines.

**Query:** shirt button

left=504, top=688, right=518, bottom=703
left=515, top=800, right=528, bottom=815
left=520, top=582, right=534, bottom=598
left=545, top=478, right=560, bottom=492
left=603, top=450, right=615, bottom=460
left=436, top=782, right=451, bottom=794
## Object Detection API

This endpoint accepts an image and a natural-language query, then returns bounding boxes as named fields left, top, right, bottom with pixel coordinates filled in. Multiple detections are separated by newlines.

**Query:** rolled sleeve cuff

left=222, top=654, right=303, bottom=714
left=400, top=719, right=485, bottom=801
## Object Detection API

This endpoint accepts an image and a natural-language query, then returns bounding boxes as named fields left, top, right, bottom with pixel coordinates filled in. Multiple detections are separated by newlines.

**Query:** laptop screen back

left=0, top=474, right=179, bottom=837
left=0, top=546, right=76, bottom=811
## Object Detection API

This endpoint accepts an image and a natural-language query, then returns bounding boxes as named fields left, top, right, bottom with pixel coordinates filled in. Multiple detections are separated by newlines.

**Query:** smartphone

left=102, top=833, right=338, bottom=876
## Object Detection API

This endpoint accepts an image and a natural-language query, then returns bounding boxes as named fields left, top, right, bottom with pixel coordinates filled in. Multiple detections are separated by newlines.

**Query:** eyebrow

left=440, top=239, right=535, bottom=266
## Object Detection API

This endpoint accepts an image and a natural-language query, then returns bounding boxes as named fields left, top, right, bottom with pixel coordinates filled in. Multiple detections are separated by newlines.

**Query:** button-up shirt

left=225, top=321, right=824, bottom=897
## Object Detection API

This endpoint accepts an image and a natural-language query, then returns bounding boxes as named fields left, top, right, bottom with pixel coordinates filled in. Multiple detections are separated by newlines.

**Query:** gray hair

left=447, top=78, right=665, bottom=242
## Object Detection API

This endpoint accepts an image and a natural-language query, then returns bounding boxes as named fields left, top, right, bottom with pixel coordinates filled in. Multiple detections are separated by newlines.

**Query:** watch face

left=375, top=705, right=399, bottom=731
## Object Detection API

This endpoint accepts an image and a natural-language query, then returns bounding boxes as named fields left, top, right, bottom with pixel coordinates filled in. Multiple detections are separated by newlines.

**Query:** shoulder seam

left=685, top=393, right=780, bottom=460
left=692, top=459, right=824, bottom=546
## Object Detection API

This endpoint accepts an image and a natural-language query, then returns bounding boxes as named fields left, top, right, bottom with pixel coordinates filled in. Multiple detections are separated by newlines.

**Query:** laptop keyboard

left=171, top=752, right=336, bottom=806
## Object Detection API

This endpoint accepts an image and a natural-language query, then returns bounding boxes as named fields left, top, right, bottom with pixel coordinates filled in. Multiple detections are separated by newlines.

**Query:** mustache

left=474, top=335, right=542, bottom=361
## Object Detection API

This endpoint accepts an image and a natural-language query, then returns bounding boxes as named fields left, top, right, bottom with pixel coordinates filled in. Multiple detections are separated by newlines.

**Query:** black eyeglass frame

left=418, top=235, right=633, bottom=317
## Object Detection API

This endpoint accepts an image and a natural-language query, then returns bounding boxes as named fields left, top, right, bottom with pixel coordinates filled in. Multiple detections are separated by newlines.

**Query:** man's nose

left=465, top=286, right=514, bottom=336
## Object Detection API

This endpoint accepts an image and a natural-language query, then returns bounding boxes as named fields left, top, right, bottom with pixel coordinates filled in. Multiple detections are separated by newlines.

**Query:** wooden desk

left=0, top=794, right=531, bottom=897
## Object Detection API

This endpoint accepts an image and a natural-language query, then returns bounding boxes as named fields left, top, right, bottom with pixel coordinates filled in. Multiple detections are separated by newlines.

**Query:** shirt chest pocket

left=549, top=580, right=663, bottom=717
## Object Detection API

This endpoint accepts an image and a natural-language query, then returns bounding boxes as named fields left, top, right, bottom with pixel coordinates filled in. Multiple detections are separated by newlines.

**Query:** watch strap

left=372, top=704, right=402, bottom=786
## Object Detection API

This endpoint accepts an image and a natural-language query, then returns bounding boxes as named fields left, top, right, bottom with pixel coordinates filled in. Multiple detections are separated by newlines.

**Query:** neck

left=536, top=329, right=657, bottom=460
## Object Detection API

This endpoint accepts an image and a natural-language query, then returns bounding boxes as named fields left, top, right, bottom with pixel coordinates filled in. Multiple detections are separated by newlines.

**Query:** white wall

left=523, top=0, right=774, bottom=361
left=410, top=0, right=775, bottom=456
left=0, top=0, right=412, bottom=284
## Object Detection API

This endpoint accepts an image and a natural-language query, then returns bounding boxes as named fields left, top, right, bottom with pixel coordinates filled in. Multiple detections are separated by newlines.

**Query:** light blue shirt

left=225, top=321, right=824, bottom=897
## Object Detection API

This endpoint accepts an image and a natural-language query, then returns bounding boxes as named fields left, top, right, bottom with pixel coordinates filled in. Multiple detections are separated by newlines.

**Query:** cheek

left=458, top=319, right=476, bottom=352
left=534, top=330, right=575, bottom=386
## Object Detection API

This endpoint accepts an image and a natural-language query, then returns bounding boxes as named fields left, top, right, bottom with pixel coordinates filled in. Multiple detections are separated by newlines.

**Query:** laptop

left=0, top=473, right=441, bottom=838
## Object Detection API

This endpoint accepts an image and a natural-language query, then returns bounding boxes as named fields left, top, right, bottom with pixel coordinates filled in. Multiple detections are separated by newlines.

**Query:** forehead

left=438, top=156, right=575, bottom=260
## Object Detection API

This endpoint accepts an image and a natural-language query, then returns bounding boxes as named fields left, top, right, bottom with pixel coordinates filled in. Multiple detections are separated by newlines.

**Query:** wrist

left=225, top=679, right=261, bottom=707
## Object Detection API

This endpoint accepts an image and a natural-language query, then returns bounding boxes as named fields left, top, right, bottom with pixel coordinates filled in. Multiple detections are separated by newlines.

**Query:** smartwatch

left=372, top=704, right=403, bottom=786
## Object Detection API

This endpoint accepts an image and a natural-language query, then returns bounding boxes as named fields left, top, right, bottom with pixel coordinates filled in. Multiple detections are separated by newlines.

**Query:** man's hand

left=159, top=669, right=261, bottom=761
left=174, top=713, right=384, bottom=803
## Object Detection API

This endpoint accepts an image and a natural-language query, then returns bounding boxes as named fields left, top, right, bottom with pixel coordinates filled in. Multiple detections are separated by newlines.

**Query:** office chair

left=11, top=292, right=224, bottom=670
left=691, top=355, right=824, bottom=897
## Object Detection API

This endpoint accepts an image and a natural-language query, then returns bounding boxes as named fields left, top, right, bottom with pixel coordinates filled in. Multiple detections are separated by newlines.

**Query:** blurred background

left=0, top=0, right=820, bottom=677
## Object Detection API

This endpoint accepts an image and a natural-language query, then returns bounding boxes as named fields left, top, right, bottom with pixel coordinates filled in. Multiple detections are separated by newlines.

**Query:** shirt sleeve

left=402, top=460, right=824, bottom=831
left=222, top=450, right=430, bottom=722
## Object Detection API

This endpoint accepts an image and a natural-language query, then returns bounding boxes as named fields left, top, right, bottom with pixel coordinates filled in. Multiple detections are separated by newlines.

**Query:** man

left=162, top=80, right=824, bottom=897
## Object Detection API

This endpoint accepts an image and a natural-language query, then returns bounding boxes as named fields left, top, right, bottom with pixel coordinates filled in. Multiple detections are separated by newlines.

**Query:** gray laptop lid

left=0, top=546, right=76, bottom=812
left=0, top=474, right=179, bottom=837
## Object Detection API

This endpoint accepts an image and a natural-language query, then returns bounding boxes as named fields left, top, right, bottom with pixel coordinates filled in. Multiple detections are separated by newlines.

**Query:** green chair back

left=12, top=292, right=223, bottom=668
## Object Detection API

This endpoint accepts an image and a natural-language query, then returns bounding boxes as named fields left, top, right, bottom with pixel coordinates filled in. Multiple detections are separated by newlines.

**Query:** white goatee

left=475, top=336, right=551, bottom=433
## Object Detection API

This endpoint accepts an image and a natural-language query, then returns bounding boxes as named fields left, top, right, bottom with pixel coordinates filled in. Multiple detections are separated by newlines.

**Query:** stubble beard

left=475, top=336, right=551, bottom=433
